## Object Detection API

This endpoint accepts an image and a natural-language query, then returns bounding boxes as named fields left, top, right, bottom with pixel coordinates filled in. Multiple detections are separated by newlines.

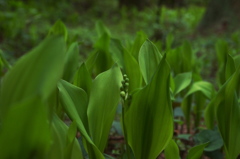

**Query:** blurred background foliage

left=0, top=0, right=240, bottom=82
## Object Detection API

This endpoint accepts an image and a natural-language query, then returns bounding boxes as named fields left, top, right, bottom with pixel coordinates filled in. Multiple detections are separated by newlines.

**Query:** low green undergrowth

left=0, top=21, right=240, bottom=159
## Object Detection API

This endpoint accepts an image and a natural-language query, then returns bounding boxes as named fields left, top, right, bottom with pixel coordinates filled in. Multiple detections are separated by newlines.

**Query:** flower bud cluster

left=120, top=74, right=129, bottom=100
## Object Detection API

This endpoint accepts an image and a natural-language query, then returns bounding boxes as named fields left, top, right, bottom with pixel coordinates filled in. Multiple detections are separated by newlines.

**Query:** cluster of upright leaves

left=58, top=64, right=122, bottom=158
left=2, top=20, right=240, bottom=159
left=204, top=53, right=240, bottom=159
left=0, top=21, right=82, bottom=159
left=111, top=31, right=175, bottom=158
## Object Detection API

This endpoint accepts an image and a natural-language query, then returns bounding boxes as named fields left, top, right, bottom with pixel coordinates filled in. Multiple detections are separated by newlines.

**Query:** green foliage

left=0, top=96, right=51, bottom=158
left=172, top=72, right=192, bottom=96
left=194, top=129, right=223, bottom=152
left=139, top=39, right=162, bottom=84
left=164, top=139, right=180, bottom=159
left=124, top=56, right=173, bottom=159
left=63, top=42, right=80, bottom=82
left=1, top=18, right=240, bottom=159
left=0, top=35, right=66, bottom=118
left=87, top=64, right=122, bottom=152
left=186, top=142, right=209, bottom=159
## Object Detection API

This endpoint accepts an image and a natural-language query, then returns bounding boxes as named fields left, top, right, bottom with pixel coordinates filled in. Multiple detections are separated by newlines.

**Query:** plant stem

left=121, top=100, right=131, bottom=159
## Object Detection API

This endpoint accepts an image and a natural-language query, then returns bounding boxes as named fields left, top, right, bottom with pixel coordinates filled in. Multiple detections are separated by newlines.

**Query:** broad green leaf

left=58, top=81, right=104, bottom=159
left=166, top=47, right=181, bottom=74
left=0, top=36, right=66, bottom=119
left=123, top=50, right=142, bottom=92
left=48, top=20, right=68, bottom=42
left=204, top=83, right=228, bottom=129
left=139, top=39, right=162, bottom=84
left=109, top=38, right=142, bottom=92
left=87, top=64, right=122, bottom=152
left=194, top=129, right=223, bottom=152
left=205, top=65, right=240, bottom=129
left=73, top=63, right=92, bottom=95
left=86, top=51, right=99, bottom=73
left=109, top=38, right=125, bottom=69
left=217, top=92, right=240, bottom=159
left=205, top=65, right=240, bottom=159
left=164, top=139, right=180, bottom=159
left=185, top=81, right=214, bottom=99
left=217, top=93, right=240, bottom=159
left=63, top=42, right=80, bottom=82
left=93, top=32, right=113, bottom=75
left=130, top=31, right=147, bottom=61
left=95, top=21, right=111, bottom=37
left=186, top=142, right=209, bottom=159
left=124, top=57, right=173, bottom=159
left=50, top=114, right=83, bottom=159
left=0, top=96, right=51, bottom=158
left=58, top=80, right=89, bottom=133
left=173, top=72, right=192, bottom=95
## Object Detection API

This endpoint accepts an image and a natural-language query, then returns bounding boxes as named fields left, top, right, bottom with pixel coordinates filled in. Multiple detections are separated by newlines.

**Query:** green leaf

left=93, top=33, right=113, bottom=75
left=194, top=129, right=223, bottom=152
left=185, top=81, right=214, bottom=99
left=58, top=80, right=89, bottom=134
left=58, top=80, right=104, bottom=159
left=217, top=92, right=240, bottom=159
left=86, top=51, right=99, bottom=73
left=48, top=20, right=68, bottom=42
left=95, top=20, right=111, bottom=37
left=73, top=63, right=92, bottom=95
left=0, top=36, right=66, bottom=119
left=50, top=114, right=83, bottom=159
left=164, top=139, right=180, bottom=159
left=63, top=42, right=80, bottom=82
left=130, top=31, right=147, bottom=61
left=139, top=39, right=162, bottom=84
left=181, top=81, right=214, bottom=131
left=0, top=96, right=51, bottom=158
left=186, top=142, right=209, bottom=159
left=109, top=38, right=125, bottom=69
left=173, top=72, right=192, bottom=95
left=205, top=65, right=240, bottom=159
left=109, top=38, right=142, bottom=92
left=124, top=57, right=173, bottom=159
left=64, top=120, right=82, bottom=159
left=166, top=47, right=181, bottom=74
left=87, top=64, right=122, bottom=152
left=123, top=50, right=142, bottom=92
